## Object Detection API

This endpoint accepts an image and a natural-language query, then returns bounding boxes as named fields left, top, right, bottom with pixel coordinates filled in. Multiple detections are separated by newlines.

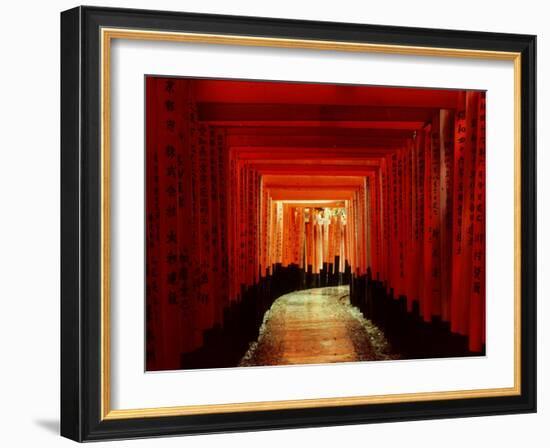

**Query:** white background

left=0, top=0, right=547, bottom=446
left=111, top=39, right=514, bottom=409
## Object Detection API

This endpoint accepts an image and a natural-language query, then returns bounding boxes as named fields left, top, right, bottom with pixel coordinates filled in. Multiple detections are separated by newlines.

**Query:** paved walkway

left=240, top=286, right=390, bottom=367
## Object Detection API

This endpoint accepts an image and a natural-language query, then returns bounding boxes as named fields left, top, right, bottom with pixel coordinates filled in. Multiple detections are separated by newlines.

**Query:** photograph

left=145, top=77, right=486, bottom=371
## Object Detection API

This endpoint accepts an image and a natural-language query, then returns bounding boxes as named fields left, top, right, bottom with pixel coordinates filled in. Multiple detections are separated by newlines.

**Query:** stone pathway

left=240, top=286, right=392, bottom=367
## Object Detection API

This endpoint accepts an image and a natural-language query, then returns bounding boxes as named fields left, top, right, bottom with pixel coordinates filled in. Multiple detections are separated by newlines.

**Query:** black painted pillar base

left=180, top=263, right=350, bottom=370
left=349, top=274, right=482, bottom=360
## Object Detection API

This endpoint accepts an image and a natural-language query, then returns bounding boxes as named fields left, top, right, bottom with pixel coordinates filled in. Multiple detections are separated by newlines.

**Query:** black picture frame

left=61, top=5, right=536, bottom=442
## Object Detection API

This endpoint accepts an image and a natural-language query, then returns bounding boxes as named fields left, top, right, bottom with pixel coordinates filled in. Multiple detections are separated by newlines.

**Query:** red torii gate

left=145, top=76, right=486, bottom=370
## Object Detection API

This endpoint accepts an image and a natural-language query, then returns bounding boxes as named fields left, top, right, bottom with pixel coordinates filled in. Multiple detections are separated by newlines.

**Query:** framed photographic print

left=60, top=6, right=536, bottom=441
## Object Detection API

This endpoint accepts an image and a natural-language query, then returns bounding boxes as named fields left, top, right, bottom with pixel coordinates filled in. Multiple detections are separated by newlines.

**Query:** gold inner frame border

left=99, top=27, right=522, bottom=420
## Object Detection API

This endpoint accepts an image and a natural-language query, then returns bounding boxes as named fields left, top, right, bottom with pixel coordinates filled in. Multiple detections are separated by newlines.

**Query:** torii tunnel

left=145, top=77, right=486, bottom=371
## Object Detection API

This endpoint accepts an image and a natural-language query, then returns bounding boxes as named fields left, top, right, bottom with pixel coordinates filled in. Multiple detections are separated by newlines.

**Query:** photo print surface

left=145, top=77, right=486, bottom=372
